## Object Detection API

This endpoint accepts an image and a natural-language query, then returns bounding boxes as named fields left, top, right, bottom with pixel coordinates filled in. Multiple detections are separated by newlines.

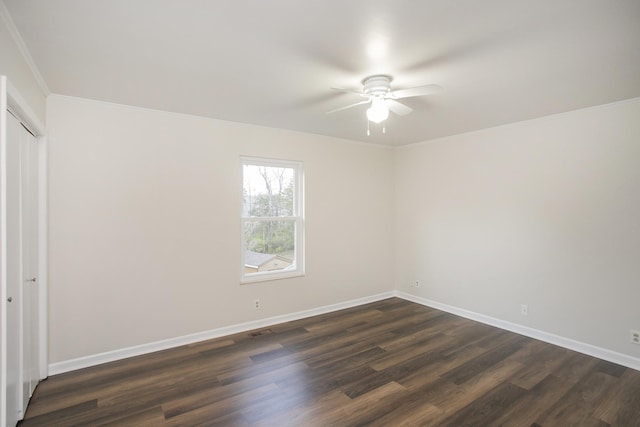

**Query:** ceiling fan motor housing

left=362, top=75, right=392, bottom=97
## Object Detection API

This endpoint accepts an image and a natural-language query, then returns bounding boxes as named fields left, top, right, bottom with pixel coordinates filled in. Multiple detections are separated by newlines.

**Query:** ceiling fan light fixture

left=328, top=74, right=442, bottom=135
left=366, top=98, right=389, bottom=123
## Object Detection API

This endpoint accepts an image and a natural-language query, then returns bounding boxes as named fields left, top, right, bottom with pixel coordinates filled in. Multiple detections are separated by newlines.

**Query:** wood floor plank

left=19, top=399, right=97, bottom=427
left=508, top=341, right=574, bottom=390
left=370, top=332, right=454, bottom=371
left=163, top=383, right=278, bottom=426
left=20, top=298, right=640, bottom=426
left=307, top=381, right=408, bottom=426
left=251, top=389, right=351, bottom=426
left=94, top=406, right=165, bottom=427
left=161, top=367, right=292, bottom=420
left=422, top=359, right=526, bottom=417
left=438, top=381, right=528, bottom=426
left=439, top=335, right=527, bottom=385
left=592, top=368, right=640, bottom=425
left=489, top=374, right=573, bottom=427
left=535, top=370, right=623, bottom=426
left=296, top=333, right=392, bottom=369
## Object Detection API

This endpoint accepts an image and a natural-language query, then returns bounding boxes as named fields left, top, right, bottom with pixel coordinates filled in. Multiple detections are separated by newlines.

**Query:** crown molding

left=0, top=0, right=50, bottom=96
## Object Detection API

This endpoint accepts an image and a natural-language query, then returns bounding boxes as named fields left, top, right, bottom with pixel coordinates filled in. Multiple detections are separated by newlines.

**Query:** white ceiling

left=4, top=0, right=640, bottom=146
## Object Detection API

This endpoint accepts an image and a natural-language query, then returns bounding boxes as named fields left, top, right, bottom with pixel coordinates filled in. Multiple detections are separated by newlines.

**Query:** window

left=241, top=157, right=304, bottom=283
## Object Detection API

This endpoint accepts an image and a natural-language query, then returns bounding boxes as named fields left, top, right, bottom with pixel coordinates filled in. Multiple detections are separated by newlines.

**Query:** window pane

left=243, top=164, right=295, bottom=217
left=241, top=157, right=303, bottom=283
left=243, top=220, right=295, bottom=274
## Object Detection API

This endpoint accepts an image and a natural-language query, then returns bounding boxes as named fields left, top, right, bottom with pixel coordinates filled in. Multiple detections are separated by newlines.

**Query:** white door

left=20, top=119, right=39, bottom=408
left=4, top=110, right=39, bottom=426
left=26, top=127, right=39, bottom=399
left=5, top=110, right=23, bottom=426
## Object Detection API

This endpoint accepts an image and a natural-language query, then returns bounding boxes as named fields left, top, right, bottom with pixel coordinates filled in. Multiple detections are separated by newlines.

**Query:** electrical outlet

left=631, top=329, right=640, bottom=345
left=414, top=280, right=420, bottom=288
left=520, top=304, right=528, bottom=316
left=254, top=299, right=261, bottom=310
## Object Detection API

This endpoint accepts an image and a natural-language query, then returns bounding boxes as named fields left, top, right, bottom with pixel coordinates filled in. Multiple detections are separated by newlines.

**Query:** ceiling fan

left=328, top=75, right=443, bottom=135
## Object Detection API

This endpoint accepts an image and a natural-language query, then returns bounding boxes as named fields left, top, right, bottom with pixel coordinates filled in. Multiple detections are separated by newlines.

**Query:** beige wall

left=0, top=10, right=46, bottom=123
left=395, top=99, right=640, bottom=359
left=46, top=92, right=640, bottom=365
left=46, top=95, right=395, bottom=363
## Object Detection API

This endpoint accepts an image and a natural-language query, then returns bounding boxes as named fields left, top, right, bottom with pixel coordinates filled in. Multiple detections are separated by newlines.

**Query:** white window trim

left=240, top=156, right=304, bottom=284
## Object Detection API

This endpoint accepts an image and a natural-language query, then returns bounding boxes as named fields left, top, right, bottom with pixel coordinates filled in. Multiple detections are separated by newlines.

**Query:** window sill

left=240, top=270, right=304, bottom=284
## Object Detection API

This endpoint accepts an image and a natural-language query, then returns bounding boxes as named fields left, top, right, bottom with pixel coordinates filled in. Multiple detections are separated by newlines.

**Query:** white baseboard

left=394, top=291, right=640, bottom=371
left=48, top=291, right=395, bottom=375
left=50, top=289, right=639, bottom=375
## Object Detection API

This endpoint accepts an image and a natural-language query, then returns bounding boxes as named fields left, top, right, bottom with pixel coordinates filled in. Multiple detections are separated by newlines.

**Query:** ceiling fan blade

left=385, top=99, right=413, bottom=116
left=326, top=99, right=370, bottom=114
left=330, top=87, right=366, bottom=97
left=390, top=84, right=443, bottom=99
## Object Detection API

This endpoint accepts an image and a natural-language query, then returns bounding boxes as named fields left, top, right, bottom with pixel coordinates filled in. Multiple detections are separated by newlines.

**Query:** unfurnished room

left=0, top=1, right=639, bottom=426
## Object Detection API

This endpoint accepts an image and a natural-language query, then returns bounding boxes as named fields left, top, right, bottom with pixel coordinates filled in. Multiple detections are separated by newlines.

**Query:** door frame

left=0, top=76, right=48, bottom=426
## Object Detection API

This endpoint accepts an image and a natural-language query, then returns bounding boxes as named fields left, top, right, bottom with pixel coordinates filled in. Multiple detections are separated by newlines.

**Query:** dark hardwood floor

left=19, top=298, right=640, bottom=426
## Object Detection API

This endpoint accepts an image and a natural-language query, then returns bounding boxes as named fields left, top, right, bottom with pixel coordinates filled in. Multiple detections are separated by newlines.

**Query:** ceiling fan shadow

left=401, top=23, right=538, bottom=73
left=289, top=42, right=362, bottom=75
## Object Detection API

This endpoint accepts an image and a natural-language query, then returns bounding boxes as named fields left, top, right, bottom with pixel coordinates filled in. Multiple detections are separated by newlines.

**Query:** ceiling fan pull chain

left=383, top=122, right=386, bottom=134
left=367, top=119, right=371, bottom=136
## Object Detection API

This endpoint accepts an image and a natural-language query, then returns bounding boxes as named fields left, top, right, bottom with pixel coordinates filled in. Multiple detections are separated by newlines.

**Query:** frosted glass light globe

left=366, top=98, right=389, bottom=123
